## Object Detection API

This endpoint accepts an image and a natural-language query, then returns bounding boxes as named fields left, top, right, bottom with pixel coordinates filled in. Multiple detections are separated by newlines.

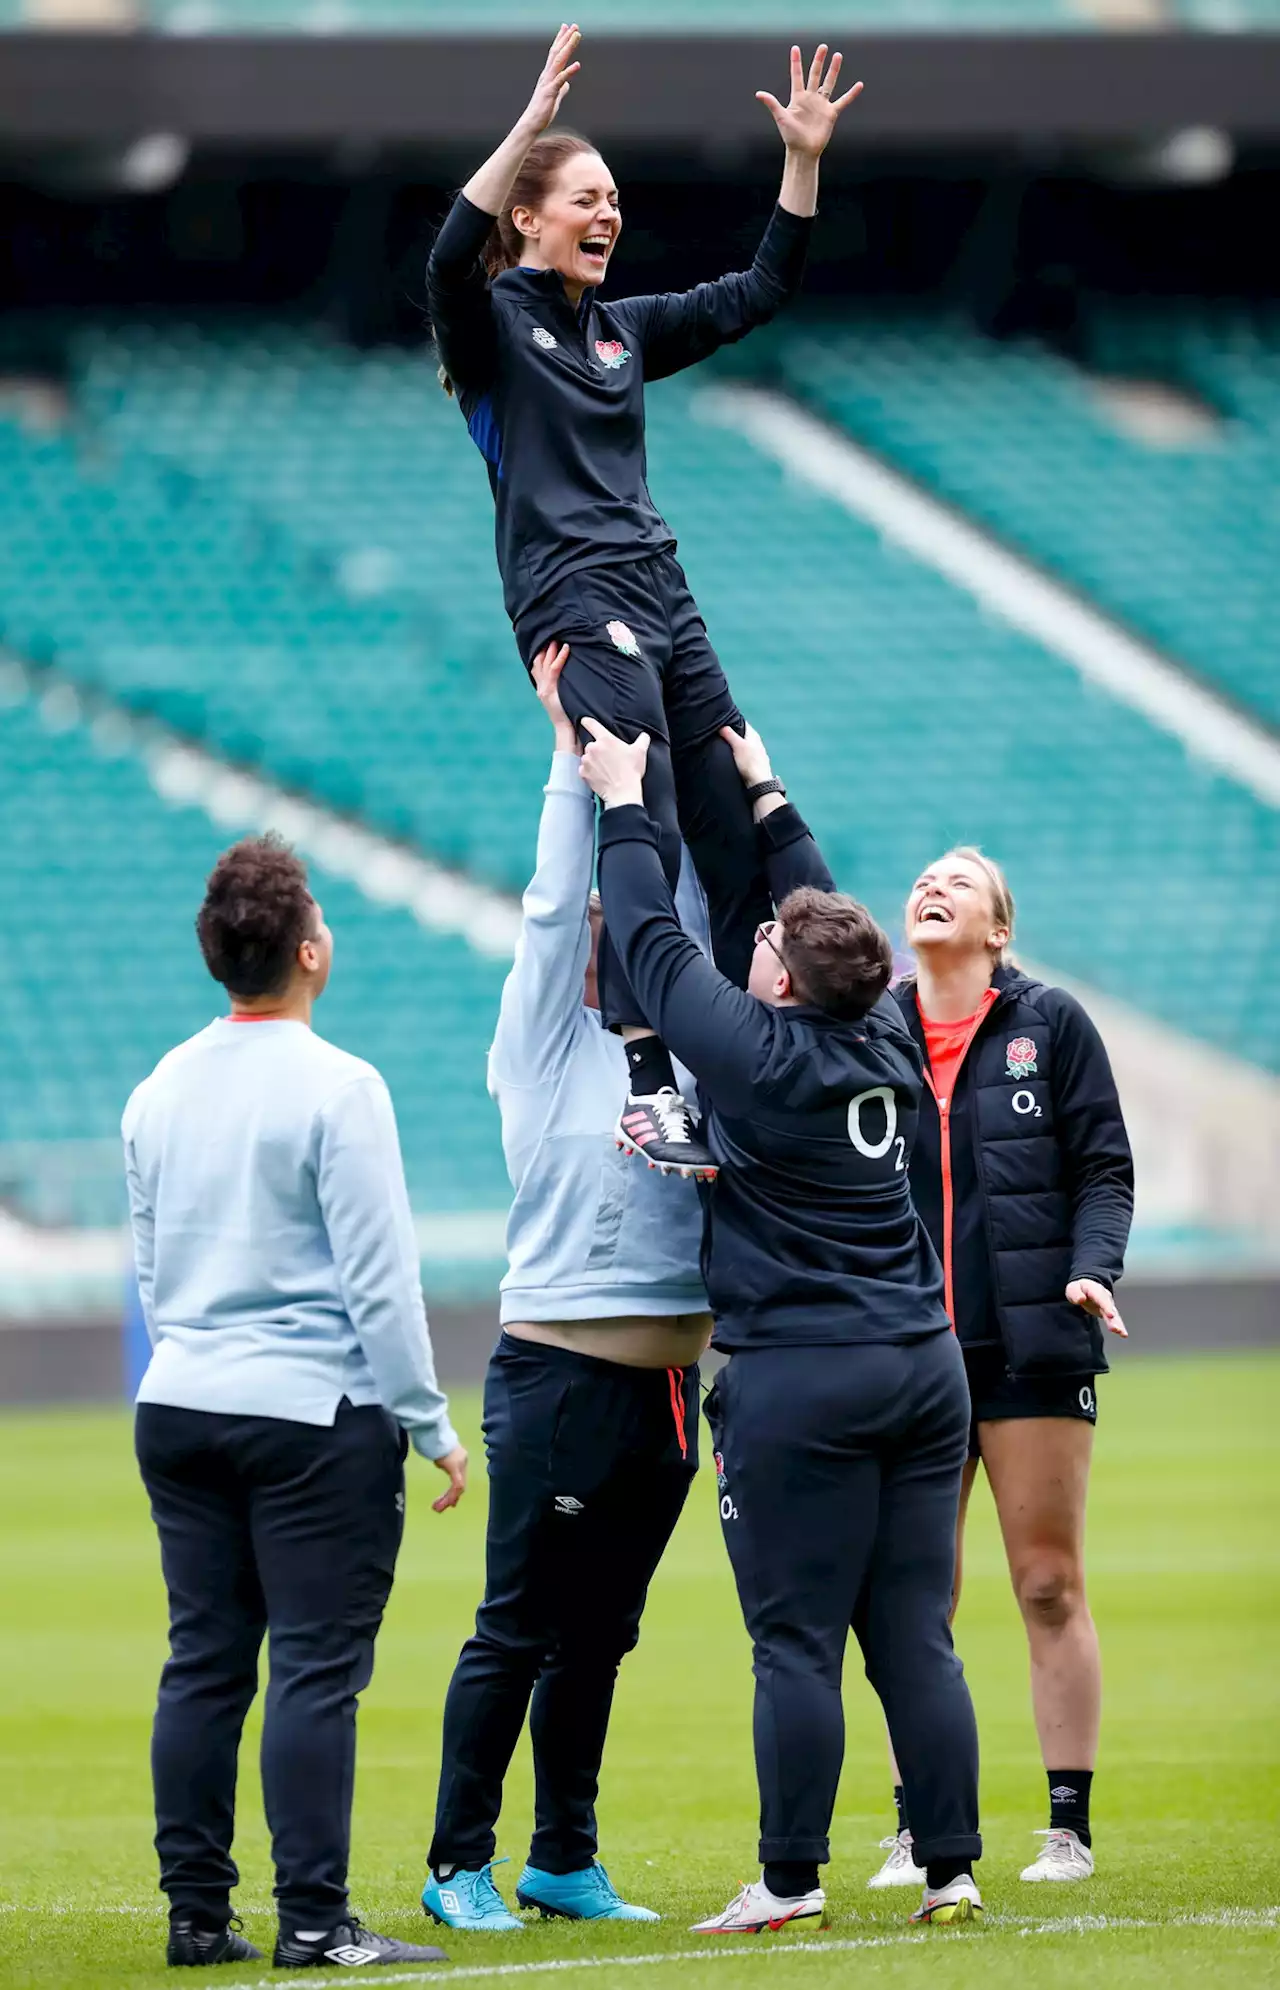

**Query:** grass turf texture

left=1, top=1352, right=1277, bottom=1990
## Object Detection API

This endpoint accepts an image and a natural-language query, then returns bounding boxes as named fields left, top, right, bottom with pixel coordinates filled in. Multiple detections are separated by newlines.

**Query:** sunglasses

left=755, top=919, right=787, bottom=969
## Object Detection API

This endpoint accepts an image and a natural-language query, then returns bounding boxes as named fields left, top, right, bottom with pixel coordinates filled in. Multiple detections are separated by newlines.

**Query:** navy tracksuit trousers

left=136, top=1399, right=406, bottom=1931
left=430, top=1335, right=698, bottom=1874
left=517, top=550, right=773, bottom=1029
left=705, top=1332, right=981, bottom=1871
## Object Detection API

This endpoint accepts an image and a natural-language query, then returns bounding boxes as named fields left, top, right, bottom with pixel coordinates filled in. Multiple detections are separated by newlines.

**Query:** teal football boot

left=422, top=1861, right=524, bottom=1933
left=515, top=1862, right=659, bottom=1922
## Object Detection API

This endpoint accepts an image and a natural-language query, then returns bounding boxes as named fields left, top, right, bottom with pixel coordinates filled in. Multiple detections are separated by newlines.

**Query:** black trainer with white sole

left=615, top=1088, right=718, bottom=1180
left=273, top=1919, right=448, bottom=1968
left=166, top=1919, right=262, bottom=1967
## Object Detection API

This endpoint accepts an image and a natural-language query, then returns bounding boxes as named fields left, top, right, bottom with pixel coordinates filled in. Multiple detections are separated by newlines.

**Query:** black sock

left=893, top=1783, right=909, bottom=1837
left=925, top=1857, right=972, bottom=1891
left=626, top=1035, right=676, bottom=1097
left=1048, top=1770, right=1093, bottom=1847
left=763, top=1861, right=819, bottom=1899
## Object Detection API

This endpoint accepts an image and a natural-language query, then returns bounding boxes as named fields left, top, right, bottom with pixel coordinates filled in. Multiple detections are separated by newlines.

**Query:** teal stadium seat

left=0, top=679, right=510, bottom=1229
left=0, top=340, right=551, bottom=892
left=0, top=313, right=1274, bottom=1081
left=147, top=0, right=1079, bottom=36
left=765, top=306, right=1280, bottom=731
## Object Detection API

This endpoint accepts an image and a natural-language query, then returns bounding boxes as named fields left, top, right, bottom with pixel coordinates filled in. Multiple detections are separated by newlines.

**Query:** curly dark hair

left=196, top=834, right=316, bottom=998
left=777, top=887, right=894, bottom=1022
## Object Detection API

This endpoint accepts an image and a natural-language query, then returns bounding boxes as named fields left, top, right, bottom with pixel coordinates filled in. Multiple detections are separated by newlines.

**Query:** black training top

left=426, top=192, right=813, bottom=626
left=596, top=799, right=951, bottom=1351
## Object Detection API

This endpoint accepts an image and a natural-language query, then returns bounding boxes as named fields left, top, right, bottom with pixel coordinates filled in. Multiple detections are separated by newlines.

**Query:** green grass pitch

left=1, top=1351, right=1277, bottom=1990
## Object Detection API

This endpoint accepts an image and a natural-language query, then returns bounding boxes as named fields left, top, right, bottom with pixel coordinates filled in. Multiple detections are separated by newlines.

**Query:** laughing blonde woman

left=870, top=849, right=1133, bottom=1889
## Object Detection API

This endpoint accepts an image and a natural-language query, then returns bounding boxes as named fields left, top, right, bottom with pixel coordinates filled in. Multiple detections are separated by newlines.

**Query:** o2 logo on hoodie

left=595, top=338, right=632, bottom=370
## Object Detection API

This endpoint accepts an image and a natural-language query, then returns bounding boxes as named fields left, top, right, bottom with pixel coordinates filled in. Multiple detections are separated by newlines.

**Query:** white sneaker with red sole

left=690, top=1880, right=826, bottom=1935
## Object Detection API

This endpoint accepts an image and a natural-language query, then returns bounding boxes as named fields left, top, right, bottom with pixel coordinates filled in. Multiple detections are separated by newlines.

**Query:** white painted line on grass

left=207, top=1906, right=1279, bottom=1989
left=694, top=385, right=1280, bottom=812
left=1008, top=1905, right=1280, bottom=1934
left=231, top=1933, right=926, bottom=1986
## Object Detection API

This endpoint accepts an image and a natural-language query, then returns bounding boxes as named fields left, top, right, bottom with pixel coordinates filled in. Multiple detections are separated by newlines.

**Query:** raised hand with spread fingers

left=757, top=44, right=865, bottom=216
left=459, top=23, right=583, bottom=221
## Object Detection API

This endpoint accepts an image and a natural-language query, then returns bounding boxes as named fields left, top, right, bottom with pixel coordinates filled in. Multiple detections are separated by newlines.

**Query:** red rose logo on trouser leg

left=1005, top=1036, right=1038, bottom=1079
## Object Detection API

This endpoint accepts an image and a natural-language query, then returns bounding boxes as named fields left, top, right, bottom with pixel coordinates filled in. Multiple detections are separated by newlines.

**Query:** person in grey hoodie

left=422, top=643, right=710, bottom=1935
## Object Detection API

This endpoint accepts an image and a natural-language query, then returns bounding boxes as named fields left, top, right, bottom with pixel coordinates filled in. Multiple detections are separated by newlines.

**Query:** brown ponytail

left=437, top=130, right=598, bottom=397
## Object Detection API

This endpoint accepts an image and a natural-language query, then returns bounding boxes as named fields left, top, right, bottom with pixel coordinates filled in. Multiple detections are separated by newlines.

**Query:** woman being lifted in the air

left=428, top=24, right=861, bottom=1177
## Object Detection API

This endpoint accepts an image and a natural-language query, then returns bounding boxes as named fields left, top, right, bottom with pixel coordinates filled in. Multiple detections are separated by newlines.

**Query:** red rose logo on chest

left=1005, top=1036, right=1038, bottom=1080
left=595, top=338, right=632, bottom=371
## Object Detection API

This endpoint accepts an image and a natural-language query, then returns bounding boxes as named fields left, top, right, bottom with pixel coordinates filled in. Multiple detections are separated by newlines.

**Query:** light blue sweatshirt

left=491, top=750, right=709, bottom=1325
left=123, top=1018, right=458, bottom=1461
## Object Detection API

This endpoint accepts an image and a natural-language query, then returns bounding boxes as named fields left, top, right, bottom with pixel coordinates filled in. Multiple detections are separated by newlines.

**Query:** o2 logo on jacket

left=1005, top=1035, right=1038, bottom=1080
left=847, top=1086, right=907, bottom=1172
left=595, top=338, right=632, bottom=369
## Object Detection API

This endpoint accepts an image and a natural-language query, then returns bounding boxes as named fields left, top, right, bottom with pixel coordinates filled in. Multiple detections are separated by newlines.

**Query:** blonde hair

left=917, top=846, right=1016, bottom=967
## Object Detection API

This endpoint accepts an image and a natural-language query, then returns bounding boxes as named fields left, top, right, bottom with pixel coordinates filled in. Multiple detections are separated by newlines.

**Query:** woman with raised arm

left=427, top=24, right=861, bottom=1183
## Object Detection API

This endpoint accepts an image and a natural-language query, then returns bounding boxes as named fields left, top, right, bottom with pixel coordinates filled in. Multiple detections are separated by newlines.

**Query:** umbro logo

left=1049, top=1785, right=1078, bottom=1802
left=554, top=1495, right=584, bottom=1514
left=324, top=1944, right=382, bottom=1966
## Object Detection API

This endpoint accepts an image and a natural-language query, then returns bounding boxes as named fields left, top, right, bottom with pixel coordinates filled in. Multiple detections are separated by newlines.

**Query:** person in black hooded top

left=577, top=714, right=985, bottom=1936
left=426, top=23, right=862, bottom=1181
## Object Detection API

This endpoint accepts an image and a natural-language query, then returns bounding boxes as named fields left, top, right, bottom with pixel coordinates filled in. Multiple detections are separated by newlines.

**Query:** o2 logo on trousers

left=714, top=1451, right=738, bottom=1520
left=1078, top=1385, right=1096, bottom=1415
left=848, top=1086, right=906, bottom=1171
left=1012, top=1089, right=1042, bottom=1117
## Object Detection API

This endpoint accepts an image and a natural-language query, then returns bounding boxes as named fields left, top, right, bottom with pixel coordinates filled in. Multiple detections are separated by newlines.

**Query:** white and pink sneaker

left=691, top=1879, right=826, bottom=1935
left=615, top=1088, right=717, bottom=1180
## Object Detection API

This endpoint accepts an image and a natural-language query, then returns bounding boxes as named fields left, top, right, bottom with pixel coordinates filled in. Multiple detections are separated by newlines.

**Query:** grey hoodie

left=489, top=750, right=708, bottom=1325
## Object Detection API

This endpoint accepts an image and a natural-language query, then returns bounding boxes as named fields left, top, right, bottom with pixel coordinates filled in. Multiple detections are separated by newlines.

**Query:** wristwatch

left=745, top=778, right=787, bottom=804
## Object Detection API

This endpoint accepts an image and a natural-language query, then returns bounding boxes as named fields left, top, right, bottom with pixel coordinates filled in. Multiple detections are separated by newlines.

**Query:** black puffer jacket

left=895, top=967, right=1133, bottom=1377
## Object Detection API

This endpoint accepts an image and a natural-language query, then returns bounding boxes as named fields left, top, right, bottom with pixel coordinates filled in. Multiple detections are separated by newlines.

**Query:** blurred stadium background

left=0, top=0, right=1277, bottom=1404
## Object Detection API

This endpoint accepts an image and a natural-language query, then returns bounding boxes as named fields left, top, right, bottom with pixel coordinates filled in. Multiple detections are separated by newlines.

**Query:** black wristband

left=746, top=778, right=787, bottom=804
